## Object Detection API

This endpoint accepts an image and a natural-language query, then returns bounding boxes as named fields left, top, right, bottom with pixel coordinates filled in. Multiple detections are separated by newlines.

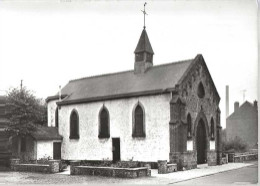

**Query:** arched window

left=210, top=118, right=214, bottom=140
left=187, top=114, right=192, bottom=139
left=55, top=107, right=59, bottom=128
left=99, top=107, right=110, bottom=138
left=133, top=104, right=145, bottom=137
left=197, top=82, right=205, bottom=98
left=70, top=110, right=79, bottom=139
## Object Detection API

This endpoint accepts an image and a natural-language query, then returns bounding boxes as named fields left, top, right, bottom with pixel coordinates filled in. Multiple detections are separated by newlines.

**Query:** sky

left=0, top=0, right=258, bottom=128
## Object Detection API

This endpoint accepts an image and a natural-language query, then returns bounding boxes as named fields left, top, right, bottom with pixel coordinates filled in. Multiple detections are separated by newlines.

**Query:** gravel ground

left=0, top=161, right=256, bottom=185
left=2, top=171, right=160, bottom=185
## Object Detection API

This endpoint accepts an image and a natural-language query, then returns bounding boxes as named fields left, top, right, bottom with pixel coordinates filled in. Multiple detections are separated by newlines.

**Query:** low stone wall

left=70, top=161, right=150, bottom=178
left=226, top=152, right=258, bottom=163
left=80, top=160, right=158, bottom=169
left=158, top=160, right=177, bottom=174
left=10, top=159, right=60, bottom=173
left=169, top=151, right=197, bottom=170
left=233, top=153, right=258, bottom=162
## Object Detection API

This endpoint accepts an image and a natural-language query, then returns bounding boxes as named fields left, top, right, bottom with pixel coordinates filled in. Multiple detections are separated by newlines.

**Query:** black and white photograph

left=0, top=0, right=258, bottom=185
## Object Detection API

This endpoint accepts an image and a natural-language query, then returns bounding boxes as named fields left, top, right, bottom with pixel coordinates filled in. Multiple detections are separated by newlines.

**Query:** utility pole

left=20, top=80, right=23, bottom=90
left=241, top=89, right=246, bottom=102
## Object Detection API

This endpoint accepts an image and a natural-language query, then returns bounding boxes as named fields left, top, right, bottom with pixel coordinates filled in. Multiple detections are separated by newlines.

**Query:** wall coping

left=18, top=164, right=49, bottom=167
left=76, top=166, right=148, bottom=171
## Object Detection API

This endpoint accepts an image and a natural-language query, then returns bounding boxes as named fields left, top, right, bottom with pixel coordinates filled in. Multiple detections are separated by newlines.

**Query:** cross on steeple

left=141, top=2, right=148, bottom=29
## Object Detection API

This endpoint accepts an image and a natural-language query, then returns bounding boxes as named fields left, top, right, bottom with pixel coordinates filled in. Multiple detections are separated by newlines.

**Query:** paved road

left=173, top=161, right=258, bottom=185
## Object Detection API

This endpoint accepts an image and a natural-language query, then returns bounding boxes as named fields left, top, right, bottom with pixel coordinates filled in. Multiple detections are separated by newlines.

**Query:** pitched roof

left=227, top=101, right=258, bottom=120
left=52, top=57, right=195, bottom=105
left=30, top=126, right=62, bottom=141
left=134, top=28, right=154, bottom=54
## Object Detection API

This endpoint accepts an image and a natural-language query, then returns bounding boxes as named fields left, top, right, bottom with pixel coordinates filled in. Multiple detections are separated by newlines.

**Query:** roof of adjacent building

left=30, top=125, right=62, bottom=141
left=227, top=101, right=258, bottom=120
left=134, top=28, right=154, bottom=54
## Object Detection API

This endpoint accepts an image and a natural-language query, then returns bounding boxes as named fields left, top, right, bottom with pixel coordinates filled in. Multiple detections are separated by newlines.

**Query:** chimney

left=226, top=85, right=229, bottom=118
left=254, top=100, right=257, bottom=109
left=234, top=102, right=239, bottom=113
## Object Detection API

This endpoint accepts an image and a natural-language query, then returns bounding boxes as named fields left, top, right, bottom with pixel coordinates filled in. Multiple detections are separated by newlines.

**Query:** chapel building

left=46, top=27, right=222, bottom=170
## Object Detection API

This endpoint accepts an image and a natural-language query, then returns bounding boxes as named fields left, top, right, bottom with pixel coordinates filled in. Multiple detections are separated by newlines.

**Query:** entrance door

left=196, top=119, right=207, bottom=164
left=53, top=142, right=61, bottom=160
left=112, top=138, right=120, bottom=162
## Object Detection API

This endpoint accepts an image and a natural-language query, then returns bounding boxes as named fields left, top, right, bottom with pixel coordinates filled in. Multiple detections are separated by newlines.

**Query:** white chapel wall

left=58, top=94, right=171, bottom=162
left=48, top=100, right=58, bottom=127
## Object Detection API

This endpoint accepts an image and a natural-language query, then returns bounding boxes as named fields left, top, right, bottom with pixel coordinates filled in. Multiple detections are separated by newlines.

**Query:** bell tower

left=134, top=3, right=154, bottom=74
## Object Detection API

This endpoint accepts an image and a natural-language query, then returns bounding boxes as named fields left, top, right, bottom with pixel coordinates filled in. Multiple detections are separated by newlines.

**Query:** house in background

left=226, top=101, right=258, bottom=148
left=46, top=27, right=222, bottom=170
left=0, top=96, right=12, bottom=165
left=11, top=126, right=63, bottom=161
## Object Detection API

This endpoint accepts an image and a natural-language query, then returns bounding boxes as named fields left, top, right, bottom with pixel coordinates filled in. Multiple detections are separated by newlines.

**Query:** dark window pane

left=134, top=105, right=143, bottom=136
left=70, top=111, right=79, bottom=139
left=99, top=109, right=109, bottom=138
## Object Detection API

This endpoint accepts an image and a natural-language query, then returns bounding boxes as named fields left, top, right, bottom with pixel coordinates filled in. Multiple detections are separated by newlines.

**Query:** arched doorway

left=196, top=119, right=207, bottom=164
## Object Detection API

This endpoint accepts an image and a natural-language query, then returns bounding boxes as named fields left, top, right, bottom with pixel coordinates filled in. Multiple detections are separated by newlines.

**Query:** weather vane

left=141, top=2, right=148, bottom=29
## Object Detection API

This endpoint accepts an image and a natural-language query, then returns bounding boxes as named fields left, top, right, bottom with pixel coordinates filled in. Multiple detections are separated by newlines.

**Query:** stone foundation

left=207, top=151, right=217, bottom=166
left=169, top=151, right=197, bottom=170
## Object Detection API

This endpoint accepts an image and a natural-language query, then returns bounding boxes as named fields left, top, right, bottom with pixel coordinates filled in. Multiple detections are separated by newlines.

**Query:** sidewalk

left=151, top=162, right=255, bottom=184
left=55, top=162, right=255, bottom=184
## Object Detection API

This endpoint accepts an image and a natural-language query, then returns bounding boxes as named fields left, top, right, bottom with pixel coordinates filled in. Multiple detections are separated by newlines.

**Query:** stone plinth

left=158, top=160, right=167, bottom=174
left=49, top=160, right=60, bottom=173
left=70, top=160, right=81, bottom=175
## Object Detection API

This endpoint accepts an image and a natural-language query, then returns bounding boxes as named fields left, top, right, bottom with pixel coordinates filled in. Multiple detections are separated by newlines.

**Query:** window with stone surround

left=132, top=104, right=145, bottom=137
left=187, top=114, right=192, bottom=139
left=55, top=107, right=59, bottom=128
left=70, top=110, right=79, bottom=139
left=98, top=107, right=110, bottom=138
left=210, top=118, right=214, bottom=140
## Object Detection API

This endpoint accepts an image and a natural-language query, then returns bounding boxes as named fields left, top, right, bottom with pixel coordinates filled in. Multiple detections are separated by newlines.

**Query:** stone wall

left=70, top=161, right=151, bottom=178
left=207, top=151, right=217, bottom=166
left=10, top=159, right=60, bottom=173
left=53, top=94, right=171, bottom=162
left=157, top=160, right=177, bottom=174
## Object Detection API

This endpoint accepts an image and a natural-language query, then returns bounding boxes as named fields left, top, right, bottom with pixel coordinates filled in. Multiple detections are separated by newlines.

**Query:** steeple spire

left=134, top=3, right=154, bottom=74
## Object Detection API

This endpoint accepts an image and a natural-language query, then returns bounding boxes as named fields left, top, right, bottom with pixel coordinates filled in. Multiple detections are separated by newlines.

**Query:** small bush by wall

left=222, top=136, right=248, bottom=153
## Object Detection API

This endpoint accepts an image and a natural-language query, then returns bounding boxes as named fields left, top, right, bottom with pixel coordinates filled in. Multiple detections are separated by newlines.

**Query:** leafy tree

left=5, top=87, right=47, bottom=137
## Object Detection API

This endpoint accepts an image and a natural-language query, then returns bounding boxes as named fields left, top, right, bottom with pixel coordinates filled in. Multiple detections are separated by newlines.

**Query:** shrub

left=222, top=136, right=248, bottom=153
